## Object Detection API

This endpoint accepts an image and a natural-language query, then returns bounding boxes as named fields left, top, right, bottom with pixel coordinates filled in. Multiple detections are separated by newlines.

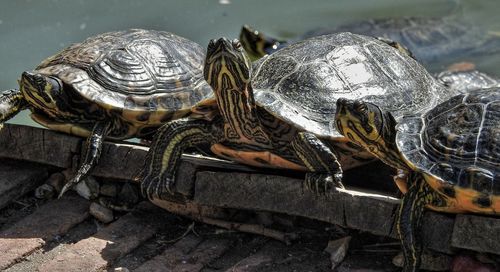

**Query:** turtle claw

left=162, top=176, right=175, bottom=196
left=58, top=178, right=78, bottom=199
left=140, top=174, right=176, bottom=200
left=304, top=173, right=344, bottom=197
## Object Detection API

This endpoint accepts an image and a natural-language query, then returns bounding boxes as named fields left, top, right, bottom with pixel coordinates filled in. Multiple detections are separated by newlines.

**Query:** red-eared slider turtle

left=335, top=89, right=500, bottom=271
left=240, top=17, right=500, bottom=67
left=0, top=29, right=213, bottom=197
left=436, top=69, right=500, bottom=94
left=138, top=32, right=458, bottom=199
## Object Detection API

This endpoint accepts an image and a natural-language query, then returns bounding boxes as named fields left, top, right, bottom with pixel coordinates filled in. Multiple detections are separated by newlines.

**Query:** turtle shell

left=436, top=69, right=500, bottom=94
left=34, top=29, right=212, bottom=138
left=251, top=32, right=455, bottom=138
left=396, top=88, right=500, bottom=211
left=302, top=17, right=498, bottom=65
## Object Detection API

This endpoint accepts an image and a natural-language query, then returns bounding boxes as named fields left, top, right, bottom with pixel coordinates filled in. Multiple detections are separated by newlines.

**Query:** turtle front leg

left=397, top=172, right=448, bottom=272
left=0, top=89, right=28, bottom=128
left=59, top=121, right=112, bottom=198
left=137, top=118, right=219, bottom=200
left=291, top=132, right=343, bottom=195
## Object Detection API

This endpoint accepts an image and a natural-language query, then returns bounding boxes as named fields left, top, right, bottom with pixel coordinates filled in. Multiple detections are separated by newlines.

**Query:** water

left=1, top=0, right=499, bottom=127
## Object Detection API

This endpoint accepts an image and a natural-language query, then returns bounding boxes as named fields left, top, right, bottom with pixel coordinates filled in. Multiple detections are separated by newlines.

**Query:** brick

left=0, top=195, right=90, bottom=270
left=224, top=253, right=273, bottom=272
left=38, top=202, right=164, bottom=272
left=136, top=235, right=233, bottom=272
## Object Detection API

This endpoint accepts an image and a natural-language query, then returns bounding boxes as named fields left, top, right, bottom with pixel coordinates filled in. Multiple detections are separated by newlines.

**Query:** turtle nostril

left=336, top=98, right=348, bottom=109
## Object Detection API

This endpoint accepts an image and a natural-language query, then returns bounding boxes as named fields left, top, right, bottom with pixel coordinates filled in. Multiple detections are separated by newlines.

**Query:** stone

left=46, top=172, right=65, bottom=193
left=100, top=182, right=119, bottom=197
left=74, top=176, right=100, bottom=200
left=324, top=236, right=351, bottom=270
left=89, top=202, right=114, bottom=224
left=34, top=184, right=55, bottom=199
left=118, top=182, right=140, bottom=204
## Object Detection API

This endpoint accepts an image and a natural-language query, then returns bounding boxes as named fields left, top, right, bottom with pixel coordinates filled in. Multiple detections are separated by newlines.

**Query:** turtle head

left=19, top=71, right=63, bottom=112
left=19, top=71, right=79, bottom=122
left=335, top=98, right=406, bottom=169
left=204, top=38, right=270, bottom=143
left=239, top=25, right=283, bottom=60
left=204, top=37, right=252, bottom=95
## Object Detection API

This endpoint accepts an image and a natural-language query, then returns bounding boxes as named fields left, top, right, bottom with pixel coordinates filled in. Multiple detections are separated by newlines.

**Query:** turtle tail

left=0, top=89, right=28, bottom=129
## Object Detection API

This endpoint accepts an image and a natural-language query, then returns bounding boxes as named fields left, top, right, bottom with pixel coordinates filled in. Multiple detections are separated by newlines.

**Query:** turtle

left=239, top=17, right=500, bottom=67
left=138, top=32, right=459, bottom=200
left=334, top=88, right=500, bottom=271
left=436, top=69, right=500, bottom=94
left=0, top=29, right=213, bottom=197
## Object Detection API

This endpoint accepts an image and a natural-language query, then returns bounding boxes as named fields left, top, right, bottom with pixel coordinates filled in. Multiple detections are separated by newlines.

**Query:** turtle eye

left=47, top=76, right=62, bottom=94
left=354, top=101, right=368, bottom=114
left=208, top=39, right=217, bottom=50
left=232, top=39, right=242, bottom=50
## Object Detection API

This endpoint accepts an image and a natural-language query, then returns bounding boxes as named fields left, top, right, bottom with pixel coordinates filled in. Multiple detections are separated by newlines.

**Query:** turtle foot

left=304, top=173, right=344, bottom=196
left=58, top=177, right=79, bottom=199
left=140, top=174, right=175, bottom=200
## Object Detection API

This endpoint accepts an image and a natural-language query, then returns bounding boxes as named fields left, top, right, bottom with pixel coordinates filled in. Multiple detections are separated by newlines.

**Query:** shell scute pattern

left=35, top=29, right=211, bottom=125
left=398, top=89, right=500, bottom=198
left=252, top=32, right=447, bottom=138
left=90, top=47, right=155, bottom=93
left=478, top=100, right=500, bottom=166
left=29, top=29, right=213, bottom=140
left=38, top=31, right=120, bottom=70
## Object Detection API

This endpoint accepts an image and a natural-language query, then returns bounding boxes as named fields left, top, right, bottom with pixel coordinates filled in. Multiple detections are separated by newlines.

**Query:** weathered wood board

left=0, top=124, right=498, bottom=255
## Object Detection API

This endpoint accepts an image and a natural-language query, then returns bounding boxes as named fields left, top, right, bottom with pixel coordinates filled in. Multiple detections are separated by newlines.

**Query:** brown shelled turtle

left=139, top=32, right=459, bottom=199
left=240, top=17, right=500, bottom=68
left=0, top=29, right=213, bottom=196
left=335, top=89, right=500, bottom=271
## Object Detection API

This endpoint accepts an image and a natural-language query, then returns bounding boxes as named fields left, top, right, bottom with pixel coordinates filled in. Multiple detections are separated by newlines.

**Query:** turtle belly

left=424, top=174, right=500, bottom=214
left=31, top=113, right=93, bottom=138
left=210, top=143, right=307, bottom=171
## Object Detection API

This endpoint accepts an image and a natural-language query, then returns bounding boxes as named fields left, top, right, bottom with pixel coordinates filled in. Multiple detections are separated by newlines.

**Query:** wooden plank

left=193, top=171, right=398, bottom=236
left=0, top=194, right=90, bottom=270
left=38, top=202, right=165, bottom=272
left=0, top=124, right=256, bottom=189
left=0, top=124, right=81, bottom=169
left=90, top=142, right=147, bottom=181
left=1, top=124, right=499, bottom=256
left=451, top=214, right=500, bottom=254
left=192, top=171, right=499, bottom=255
left=0, top=159, right=48, bottom=209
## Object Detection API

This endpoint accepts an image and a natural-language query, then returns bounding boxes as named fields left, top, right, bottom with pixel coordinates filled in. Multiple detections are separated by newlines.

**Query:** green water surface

left=1, top=0, right=499, bottom=127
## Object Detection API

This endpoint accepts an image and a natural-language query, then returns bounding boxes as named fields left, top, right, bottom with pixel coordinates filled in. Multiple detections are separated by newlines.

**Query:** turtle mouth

left=204, top=38, right=251, bottom=88
left=335, top=98, right=383, bottom=143
left=206, top=38, right=245, bottom=63
left=20, top=72, right=57, bottom=109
